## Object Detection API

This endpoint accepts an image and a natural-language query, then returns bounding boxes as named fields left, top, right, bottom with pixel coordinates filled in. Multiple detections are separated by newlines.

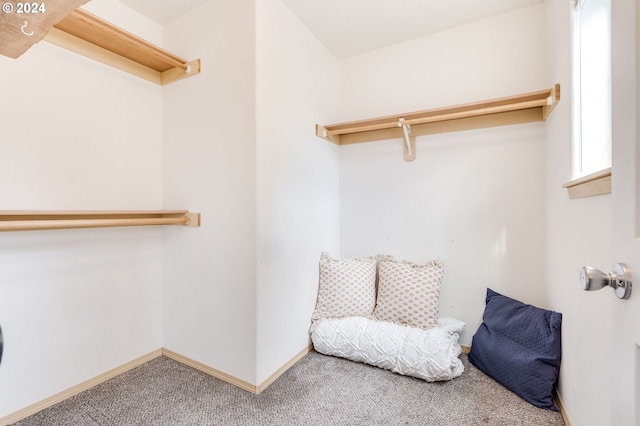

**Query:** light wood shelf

left=316, top=84, right=560, bottom=161
left=0, top=210, right=201, bottom=232
left=44, top=8, right=200, bottom=85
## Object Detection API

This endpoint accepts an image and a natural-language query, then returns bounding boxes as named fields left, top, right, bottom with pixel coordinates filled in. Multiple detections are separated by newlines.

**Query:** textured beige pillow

left=311, top=253, right=377, bottom=321
left=373, top=259, right=444, bottom=329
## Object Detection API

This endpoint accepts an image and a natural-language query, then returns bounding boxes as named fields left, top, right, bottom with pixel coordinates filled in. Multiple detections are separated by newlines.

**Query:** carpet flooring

left=13, top=351, right=565, bottom=425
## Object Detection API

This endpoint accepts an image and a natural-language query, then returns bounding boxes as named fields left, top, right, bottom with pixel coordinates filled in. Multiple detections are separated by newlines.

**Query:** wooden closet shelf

left=316, top=84, right=561, bottom=151
left=44, top=8, right=200, bottom=85
left=0, top=210, right=201, bottom=232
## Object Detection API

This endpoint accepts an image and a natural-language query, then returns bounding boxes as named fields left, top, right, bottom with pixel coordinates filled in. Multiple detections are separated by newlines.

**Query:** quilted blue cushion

left=468, top=288, right=562, bottom=411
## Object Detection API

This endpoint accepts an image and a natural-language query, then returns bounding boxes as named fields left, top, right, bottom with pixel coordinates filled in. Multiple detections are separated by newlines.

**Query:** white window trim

left=565, top=0, right=612, bottom=198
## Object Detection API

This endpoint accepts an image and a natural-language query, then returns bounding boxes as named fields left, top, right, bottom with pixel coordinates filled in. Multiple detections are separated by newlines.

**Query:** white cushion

left=311, top=316, right=465, bottom=382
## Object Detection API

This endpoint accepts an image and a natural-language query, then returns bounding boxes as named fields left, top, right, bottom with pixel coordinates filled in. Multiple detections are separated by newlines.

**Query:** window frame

left=566, top=0, right=612, bottom=197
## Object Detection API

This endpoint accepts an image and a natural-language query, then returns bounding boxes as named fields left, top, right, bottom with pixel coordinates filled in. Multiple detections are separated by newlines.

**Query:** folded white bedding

left=311, top=317, right=465, bottom=382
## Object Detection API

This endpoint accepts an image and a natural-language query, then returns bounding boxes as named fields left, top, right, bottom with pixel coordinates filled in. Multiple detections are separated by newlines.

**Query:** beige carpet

left=13, top=351, right=565, bottom=425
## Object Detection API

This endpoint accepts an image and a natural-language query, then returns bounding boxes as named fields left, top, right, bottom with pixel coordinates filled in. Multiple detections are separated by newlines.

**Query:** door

left=611, top=0, right=639, bottom=424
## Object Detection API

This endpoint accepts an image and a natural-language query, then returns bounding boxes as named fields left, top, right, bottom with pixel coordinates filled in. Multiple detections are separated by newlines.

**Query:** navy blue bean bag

left=468, top=288, right=562, bottom=411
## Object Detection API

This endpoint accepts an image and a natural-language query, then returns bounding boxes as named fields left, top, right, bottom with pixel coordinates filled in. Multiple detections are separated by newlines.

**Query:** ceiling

left=118, top=0, right=209, bottom=26
left=119, top=0, right=543, bottom=59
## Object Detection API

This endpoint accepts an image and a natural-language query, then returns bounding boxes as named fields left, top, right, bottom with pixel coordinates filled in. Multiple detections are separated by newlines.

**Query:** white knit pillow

left=373, top=259, right=444, bottom=329
left=311, top=253, right=377, bottom=321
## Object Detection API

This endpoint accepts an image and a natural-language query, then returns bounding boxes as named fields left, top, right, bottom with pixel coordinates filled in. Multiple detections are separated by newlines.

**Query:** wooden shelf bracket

left=0, top=210, right=201, bottom=232
left=316, top=84, right=561, bottom=161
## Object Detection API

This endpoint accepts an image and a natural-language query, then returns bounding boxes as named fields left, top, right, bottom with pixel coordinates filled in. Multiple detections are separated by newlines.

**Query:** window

left=571, top=0, right=611, bottom=179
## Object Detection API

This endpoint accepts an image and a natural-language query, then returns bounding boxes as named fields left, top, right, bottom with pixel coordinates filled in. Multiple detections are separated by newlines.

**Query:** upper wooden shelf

left=44, top=8, right=200, bottom=85
left=0, top=210, right=201, bottom=232
left=316, top=84, right=560, bottom=161
left=0, top=1, right=200, bottom=85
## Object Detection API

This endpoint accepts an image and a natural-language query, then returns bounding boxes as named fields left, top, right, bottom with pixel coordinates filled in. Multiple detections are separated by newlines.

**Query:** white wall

left=544, top=1, right=613, bottom=425
left=255, top=0, right=340, bottom=384
left=161, top=0, right=341, bottom=386
left=161, top=0, right=258, bottom=384
left=0, top=0, right=164, bottom=417
left=1, top=2, right=614, bottom=422
left=339, top=4, right=547, bottom=345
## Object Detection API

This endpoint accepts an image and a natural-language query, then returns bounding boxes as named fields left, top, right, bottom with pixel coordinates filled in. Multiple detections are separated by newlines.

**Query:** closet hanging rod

left=316, top=85, right=560, bottom=145
left=325, top=98, right=552, bottom=137
left=0, top=210, right=201, bottom=232
left=316, top=85, right=560, bottom=162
